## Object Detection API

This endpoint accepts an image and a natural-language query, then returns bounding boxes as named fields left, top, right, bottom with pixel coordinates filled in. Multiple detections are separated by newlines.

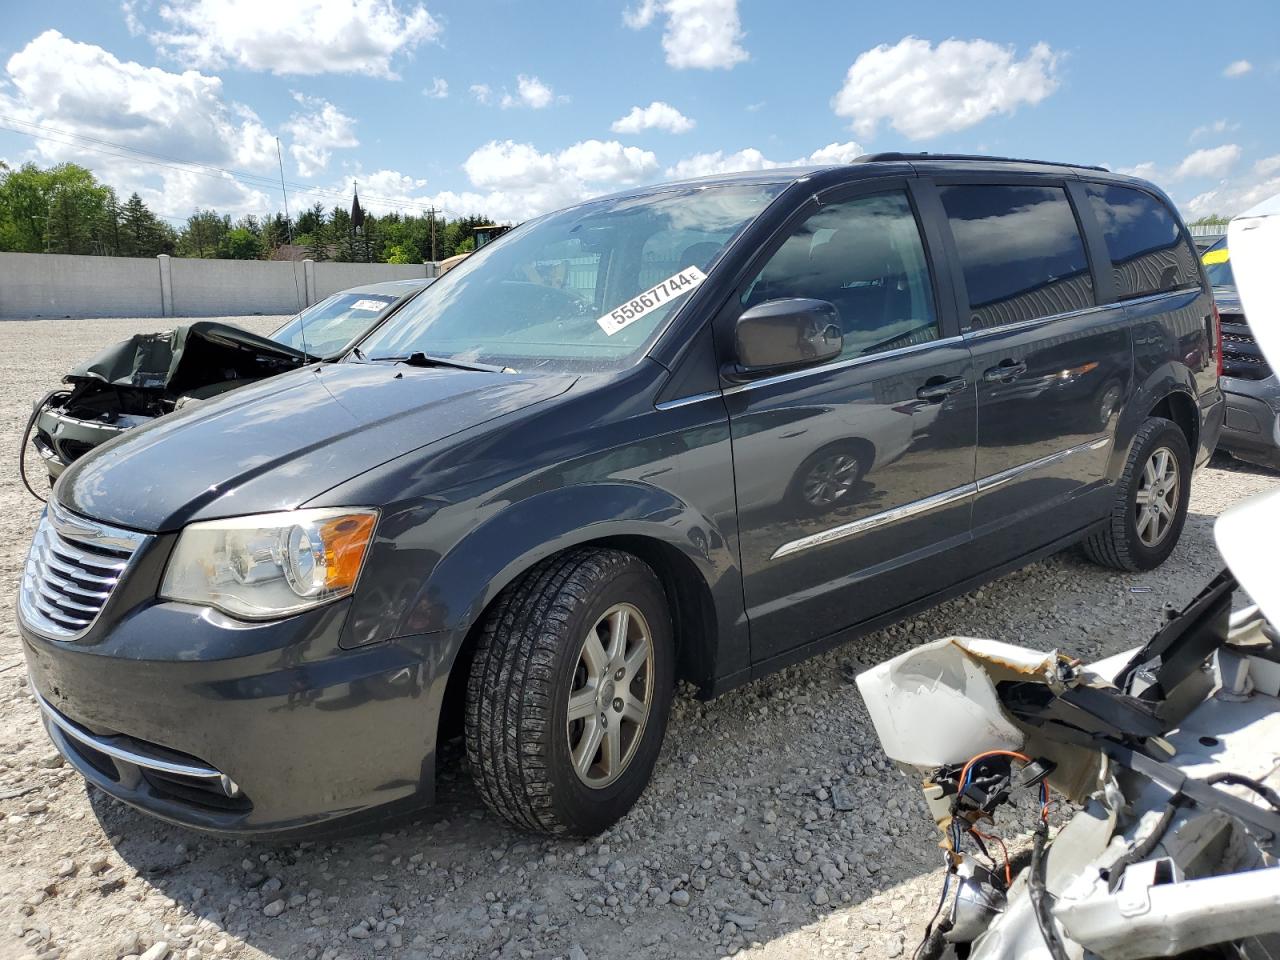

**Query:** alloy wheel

left=802, top=454, right=860, bottom=507
left=566, top=603, right=654, bottom=788
left=1134, top=446, right=1180, bottom=547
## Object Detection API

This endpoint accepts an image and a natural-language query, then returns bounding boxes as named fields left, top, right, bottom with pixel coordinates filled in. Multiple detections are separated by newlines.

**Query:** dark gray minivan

left=20, top=155, right=1224, bottom=837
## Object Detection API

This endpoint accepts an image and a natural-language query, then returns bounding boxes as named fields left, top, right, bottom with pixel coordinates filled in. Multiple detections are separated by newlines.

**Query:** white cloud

left=832, top=37, right=1060, bottom=140
left=121, top=0, right=147, bottom=36
left=422, top=77, right=448, bottom=99
left=1116, top=161, right=1158, bottom=180
left=1190, top=118, right=1237, bottom=141
left=611, top=101, right=695, bottom=134
left=1185, top=170, right=1280, bottom=219
left=469, top=83, right=492, bottom=104
left=2, top=30, right=274, bottom=215
left=466, top=139, right=657, bottom=191
left=1223, top=59, right=1253, bottom=78
left=324, top=140, right=660, bottom=225
left=499, top=75, right=557, bottom=110
left=624, top=0, right=748, bottom=70
left=1256, top=155, right=1280, bottom=177
left=667, top=141, right=863, bottom=179
left=806, top=141, right=867, bottom=165
left=151, top=0, right=441, bottom=78
left=282, top=93, right=358, bottom=177
left=1174, top=144, right=1241, bottom=179
left=296, top=168, right=433, bottom=217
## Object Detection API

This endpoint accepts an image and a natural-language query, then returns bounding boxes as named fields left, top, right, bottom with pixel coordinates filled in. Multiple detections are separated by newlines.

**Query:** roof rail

left=856, top=152, right=1110, bottom=173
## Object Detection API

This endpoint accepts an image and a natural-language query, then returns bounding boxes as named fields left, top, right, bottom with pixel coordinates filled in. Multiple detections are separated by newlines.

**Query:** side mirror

left=729, top=298, right=843, bottom=381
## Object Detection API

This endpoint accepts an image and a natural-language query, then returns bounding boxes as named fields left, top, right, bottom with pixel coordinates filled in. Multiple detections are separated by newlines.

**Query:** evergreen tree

left=262, top=212, right=292, bottom=252
left=119, top=192, right=168, bottom=257
left=296, top=202, right=326, bottom=237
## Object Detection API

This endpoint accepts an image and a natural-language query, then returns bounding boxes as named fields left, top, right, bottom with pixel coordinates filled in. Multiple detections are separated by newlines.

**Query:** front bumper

left=31, top=401, right=128, bottom=482
left=21, top=598, right=450, bottom=837
left=1219, top=375, right=1280, bottom=470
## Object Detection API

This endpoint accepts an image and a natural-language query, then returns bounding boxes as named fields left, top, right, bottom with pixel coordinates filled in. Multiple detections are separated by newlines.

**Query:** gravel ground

left=0, top=315, right=1277, bottom=960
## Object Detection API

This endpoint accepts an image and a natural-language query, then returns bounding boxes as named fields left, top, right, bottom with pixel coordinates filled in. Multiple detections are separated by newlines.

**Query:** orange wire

left=956, top=749, right=1052, bottom=823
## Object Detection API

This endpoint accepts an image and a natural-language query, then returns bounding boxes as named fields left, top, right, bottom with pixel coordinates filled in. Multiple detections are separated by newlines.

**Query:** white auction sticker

left=597, top=266, right=707, bottom=336
left=350, top=298, right=387, bottom=312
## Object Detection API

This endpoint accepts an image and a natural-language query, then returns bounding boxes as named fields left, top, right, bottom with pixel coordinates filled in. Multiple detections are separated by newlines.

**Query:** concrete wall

left=0, top=252, right=432, bottom=319
left=0, top=252, right=163, bottom=319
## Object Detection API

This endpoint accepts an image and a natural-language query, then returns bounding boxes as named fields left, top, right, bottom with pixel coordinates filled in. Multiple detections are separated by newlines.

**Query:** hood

left=57, top=361, right=576, bottom=532
left=67, top=321, right=308, bottom=395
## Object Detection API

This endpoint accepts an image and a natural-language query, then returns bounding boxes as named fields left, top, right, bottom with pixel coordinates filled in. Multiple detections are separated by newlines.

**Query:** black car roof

left=588, top=153, right=1161, bottom=210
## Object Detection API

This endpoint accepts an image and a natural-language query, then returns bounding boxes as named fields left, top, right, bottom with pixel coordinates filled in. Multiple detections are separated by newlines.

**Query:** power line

left=0, top=113, right=452, bottom=217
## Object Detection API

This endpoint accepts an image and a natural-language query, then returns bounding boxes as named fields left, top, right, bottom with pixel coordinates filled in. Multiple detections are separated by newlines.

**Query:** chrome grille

left=19, top=500, right=150, bottom=640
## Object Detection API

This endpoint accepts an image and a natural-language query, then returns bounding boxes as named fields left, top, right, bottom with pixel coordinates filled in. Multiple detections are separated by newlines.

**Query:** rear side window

left=1084, top=183, right=1201, bottom=300
left=940, top=184, right=1095, bottom=331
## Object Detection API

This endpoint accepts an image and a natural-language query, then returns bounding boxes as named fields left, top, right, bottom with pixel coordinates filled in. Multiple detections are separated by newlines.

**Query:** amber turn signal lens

left=318, top=513, right=377, bottom=591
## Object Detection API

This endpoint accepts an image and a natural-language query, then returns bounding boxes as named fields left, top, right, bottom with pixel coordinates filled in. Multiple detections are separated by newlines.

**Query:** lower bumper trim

left=32, top=686, right=240, bottom=796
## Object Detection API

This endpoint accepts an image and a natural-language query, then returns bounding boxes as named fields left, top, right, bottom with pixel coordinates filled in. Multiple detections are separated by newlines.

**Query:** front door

left=935, top=180, right=1132, bottom=561
left=723, top=183, right=978, bottom=664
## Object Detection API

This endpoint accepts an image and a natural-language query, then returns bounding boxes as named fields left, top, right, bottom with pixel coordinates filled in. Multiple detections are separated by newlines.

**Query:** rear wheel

left=1082, top=417, right=1191, bottom=571
left=464, top=548, right=674, bottom=835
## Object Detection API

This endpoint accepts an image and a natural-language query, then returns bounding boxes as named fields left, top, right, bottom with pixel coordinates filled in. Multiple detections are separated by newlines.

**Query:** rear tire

left=464, top=548, right=674, bottom=835
left=1082, top=417, right=1191, bottom=571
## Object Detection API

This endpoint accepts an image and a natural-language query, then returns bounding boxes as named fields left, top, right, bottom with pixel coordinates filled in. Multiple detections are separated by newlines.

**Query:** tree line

left=0, top=161, right=494, bottom=263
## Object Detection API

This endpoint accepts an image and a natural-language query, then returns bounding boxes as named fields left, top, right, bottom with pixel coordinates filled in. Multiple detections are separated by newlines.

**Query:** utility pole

left=429, top=206, right=437, bottom=262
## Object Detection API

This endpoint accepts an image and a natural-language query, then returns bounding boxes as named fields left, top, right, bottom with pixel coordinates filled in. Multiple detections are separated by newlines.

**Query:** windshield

left=271, top=292, right=399, bottom=355
left=355, top=183, right=786, bottom=373
left=1202, top=239, right=1234, bottom=288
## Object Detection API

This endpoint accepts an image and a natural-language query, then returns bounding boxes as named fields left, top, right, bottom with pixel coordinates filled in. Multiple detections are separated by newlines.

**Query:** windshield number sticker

left=597, top=266, right=707, bottom=336
left=350, top=299, right=386, bottom=312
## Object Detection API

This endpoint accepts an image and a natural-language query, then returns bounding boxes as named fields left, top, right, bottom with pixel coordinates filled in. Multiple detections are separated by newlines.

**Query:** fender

left=1108, top=359, right=1200, bottom=480
left=420, top=479, right=740, bottom=638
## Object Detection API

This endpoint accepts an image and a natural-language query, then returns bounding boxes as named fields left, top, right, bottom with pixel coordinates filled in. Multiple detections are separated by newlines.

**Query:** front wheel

left=1082, top=416, right=1192, bottom=571
left=464, top=548, right=674, bottom=835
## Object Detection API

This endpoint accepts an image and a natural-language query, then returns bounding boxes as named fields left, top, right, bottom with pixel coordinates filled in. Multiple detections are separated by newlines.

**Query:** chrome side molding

left=770, top=481, right=976, bottom=560
left=770, top=437, right=1113, bottom=561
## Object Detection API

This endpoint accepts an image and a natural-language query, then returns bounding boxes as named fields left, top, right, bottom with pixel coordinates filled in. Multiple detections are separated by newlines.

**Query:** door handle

left=983, top=359, right=1028, bottom=383
left=915, top=377, right=968, bottom=403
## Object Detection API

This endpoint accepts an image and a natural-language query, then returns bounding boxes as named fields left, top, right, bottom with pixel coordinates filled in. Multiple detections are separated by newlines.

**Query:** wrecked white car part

left=859, top=574, right=1280, bottom=959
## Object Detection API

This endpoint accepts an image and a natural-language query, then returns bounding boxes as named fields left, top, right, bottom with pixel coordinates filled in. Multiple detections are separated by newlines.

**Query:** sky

left=1, top=0, right=1278, bottom=229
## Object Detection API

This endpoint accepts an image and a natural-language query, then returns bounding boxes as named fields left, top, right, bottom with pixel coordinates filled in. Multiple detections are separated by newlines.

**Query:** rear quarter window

left=939, top=184, right=1095, bottom=331
left=1084, top=183, right=1201, bottom=300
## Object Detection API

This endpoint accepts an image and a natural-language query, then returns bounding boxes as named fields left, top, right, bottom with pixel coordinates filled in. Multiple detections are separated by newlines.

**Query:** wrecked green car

left=24, top=279, right=432, bottom=486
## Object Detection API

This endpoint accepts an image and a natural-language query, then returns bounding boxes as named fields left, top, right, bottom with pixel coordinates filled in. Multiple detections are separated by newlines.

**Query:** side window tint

left=940, top=184, right=1095, bottom=331
left=1085, top=183, right=1200, bottom=300
left=741, top=191, right=939, bottom=358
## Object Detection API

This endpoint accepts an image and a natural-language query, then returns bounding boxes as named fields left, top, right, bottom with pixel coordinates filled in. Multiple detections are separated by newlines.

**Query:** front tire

left=1082, top=417, right=1192, bottom=571
left=464, top=548, right=674, bottom=835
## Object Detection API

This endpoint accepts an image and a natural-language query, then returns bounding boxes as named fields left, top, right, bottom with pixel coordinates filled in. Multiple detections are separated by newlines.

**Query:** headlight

left=160, top=508, right=378, bottom=619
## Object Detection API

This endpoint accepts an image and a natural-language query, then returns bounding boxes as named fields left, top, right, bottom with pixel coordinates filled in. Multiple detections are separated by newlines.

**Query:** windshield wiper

left=367, top=351, right=510, bottom=373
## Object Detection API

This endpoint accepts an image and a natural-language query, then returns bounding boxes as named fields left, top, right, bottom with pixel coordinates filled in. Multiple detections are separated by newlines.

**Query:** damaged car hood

left=56, top=361, right=576, bottom=532
left=66, top=321, right=308, bottom=395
